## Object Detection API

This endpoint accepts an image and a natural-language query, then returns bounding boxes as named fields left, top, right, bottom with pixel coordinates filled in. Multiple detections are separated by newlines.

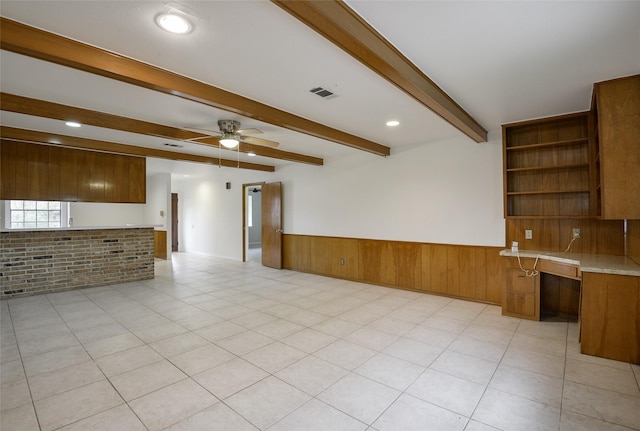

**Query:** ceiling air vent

left=309, top=86, right=337, bottom=99
left=163, top=143, right=184, bottom=148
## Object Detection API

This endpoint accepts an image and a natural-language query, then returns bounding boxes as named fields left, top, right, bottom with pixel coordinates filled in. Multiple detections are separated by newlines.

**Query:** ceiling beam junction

left=0, top=93, right=324, bottom=166
left=0, top=17, right=390, bottom=157
left=272, top=0, right=488, bottom=143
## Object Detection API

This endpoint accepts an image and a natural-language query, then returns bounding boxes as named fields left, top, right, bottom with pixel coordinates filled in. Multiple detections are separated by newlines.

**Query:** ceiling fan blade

left=182, top=127, right=222, bottom=140
left=241, top=136, right=280, bottom=148
left=236, top=128, right=263, bottom=135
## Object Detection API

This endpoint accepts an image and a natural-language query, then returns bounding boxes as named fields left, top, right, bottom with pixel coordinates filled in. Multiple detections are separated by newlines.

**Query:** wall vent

left=163, top=143, right=184, bottom=148
left=309, top=86, right=337, bottom=99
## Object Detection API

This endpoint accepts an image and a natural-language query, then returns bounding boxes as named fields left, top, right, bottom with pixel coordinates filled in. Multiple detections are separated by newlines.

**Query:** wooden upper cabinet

left=502, top=112, right=590, bottom=218
left=0, top=141, right=145, bottom=203
left=592, top=75, right=640, bottom=220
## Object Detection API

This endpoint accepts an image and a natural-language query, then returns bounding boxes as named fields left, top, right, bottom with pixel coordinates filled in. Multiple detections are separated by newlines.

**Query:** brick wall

left=1, top=227, right=154, bottom=298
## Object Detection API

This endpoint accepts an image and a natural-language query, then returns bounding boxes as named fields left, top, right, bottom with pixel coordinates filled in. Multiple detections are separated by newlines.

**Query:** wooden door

left=262, top=182, right=282, bottom=269
left=171, top=193, right=179, bottom=252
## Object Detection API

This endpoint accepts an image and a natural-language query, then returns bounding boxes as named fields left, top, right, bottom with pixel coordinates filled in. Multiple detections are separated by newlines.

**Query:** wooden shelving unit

left=503, top=113, right=590, bottom=219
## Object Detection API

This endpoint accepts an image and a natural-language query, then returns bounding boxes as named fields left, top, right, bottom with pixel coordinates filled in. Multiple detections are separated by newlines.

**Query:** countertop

left=499, top=249, right=640, bottom=277
left=1, top=225, right=158, bottom=232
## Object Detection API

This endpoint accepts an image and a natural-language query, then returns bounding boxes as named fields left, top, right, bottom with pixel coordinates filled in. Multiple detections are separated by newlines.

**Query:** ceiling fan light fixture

left=219, top=136, right=239, bottom=148
left=155, top=12, right=193, bottom=34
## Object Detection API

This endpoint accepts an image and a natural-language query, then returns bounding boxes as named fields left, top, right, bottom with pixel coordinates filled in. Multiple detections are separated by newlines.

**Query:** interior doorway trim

left=242, top=182, right=265, bottom=262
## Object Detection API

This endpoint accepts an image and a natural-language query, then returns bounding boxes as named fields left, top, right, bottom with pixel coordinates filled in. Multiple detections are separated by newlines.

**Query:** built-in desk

left=500, top=250, right=640, bottom=364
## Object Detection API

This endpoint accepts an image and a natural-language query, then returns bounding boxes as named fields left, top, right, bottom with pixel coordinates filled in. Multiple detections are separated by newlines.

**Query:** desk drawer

left=540, top=260, right=580, bottom=279
left=508, top=270, right=536, bottom=293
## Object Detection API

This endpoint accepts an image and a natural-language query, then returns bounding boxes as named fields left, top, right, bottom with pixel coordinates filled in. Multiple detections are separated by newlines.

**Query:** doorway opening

left=243, top=183, right=264, bottom=262
left=171, top=193, right=179, bottom=252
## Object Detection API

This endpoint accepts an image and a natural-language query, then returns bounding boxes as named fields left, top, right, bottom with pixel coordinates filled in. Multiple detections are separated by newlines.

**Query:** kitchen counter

left=1, top=227, right=154, bottom=298
left=499, top=249, right=640, bottom=277
left=0, top=225, right=158, bottom=232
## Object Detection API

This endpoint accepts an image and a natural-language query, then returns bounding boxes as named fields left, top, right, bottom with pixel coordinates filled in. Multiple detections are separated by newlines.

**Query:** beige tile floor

left=1, top=253, right=640, bottom=431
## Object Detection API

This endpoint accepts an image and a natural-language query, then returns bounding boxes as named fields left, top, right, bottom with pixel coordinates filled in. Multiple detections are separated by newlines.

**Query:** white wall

left=146, top=173, right=172, bottom=257
left=69, top=202, right=144, bottom=227
left=172, top=130, right=506, bottom=261
left=173, top=169, right=269, bottom=260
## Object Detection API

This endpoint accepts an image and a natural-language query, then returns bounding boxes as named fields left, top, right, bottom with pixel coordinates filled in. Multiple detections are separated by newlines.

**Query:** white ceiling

left=1, top=1, right=638, bottom=175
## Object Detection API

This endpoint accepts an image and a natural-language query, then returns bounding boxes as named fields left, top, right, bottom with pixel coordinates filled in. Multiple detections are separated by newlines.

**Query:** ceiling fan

left=186, top=120, right=279, bottom=149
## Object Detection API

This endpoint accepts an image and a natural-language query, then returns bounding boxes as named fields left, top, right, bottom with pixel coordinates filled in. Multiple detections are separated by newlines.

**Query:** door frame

left=242, top=182, right=265, bottom=262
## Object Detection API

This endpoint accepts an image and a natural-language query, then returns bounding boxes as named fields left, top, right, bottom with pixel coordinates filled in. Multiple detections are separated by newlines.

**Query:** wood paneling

left=429, top=244, right=449, bottom=295
left=154, top=230, right=167, bottom=260
left=506, top=218, right=625, bottom=255
left=581, top=272, right=640, bottom=364
left=0, top=140, right=145, bottom=203
left=0, top=140, right=27, bottom=199
left=283, top=234, right=504, bottom=305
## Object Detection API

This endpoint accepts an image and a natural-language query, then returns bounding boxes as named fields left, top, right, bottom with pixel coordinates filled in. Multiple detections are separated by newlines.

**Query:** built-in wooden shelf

left=503, top=112, right=590, bottom=219
left=505, top=137, right=588, bottom=152
left=507, top=163, right=589, bottom=173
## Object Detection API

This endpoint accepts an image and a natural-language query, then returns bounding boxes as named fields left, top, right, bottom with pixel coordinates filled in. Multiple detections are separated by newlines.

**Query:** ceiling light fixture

left=219, top=134, right=239, bottom=149
left=247, top=151, right=256, bottom=157
left=65, top=121, right=81, bottom=128
left=155, top=12, right=193, bottom=34
left=386, top=120, right=400, bottom=127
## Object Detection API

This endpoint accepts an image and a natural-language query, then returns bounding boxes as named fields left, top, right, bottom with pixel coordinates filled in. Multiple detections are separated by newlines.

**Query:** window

left=8, top=200, right=68, bottom=229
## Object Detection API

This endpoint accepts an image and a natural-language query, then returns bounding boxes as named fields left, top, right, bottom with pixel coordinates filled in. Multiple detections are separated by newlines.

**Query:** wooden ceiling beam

left=272, top=0, right=488, bottom=143
left=0, top=93, right=324, bottom=166
left=0, top=17, right=390, bottom=157
left=0, top=126, right=275, bottom=172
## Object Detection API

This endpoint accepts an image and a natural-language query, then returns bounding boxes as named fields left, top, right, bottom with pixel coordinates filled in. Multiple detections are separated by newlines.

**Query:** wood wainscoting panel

left=429, top=244, right=449, bottom=295
left=283, top=234, right=503, bottom=305
left=327, top=237, right=359, bottom=279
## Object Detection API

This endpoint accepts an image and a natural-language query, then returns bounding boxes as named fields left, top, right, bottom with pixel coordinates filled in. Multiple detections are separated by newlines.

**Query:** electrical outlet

left=525, top=229, right=533, bottom=240
left=573, top=228, right=581, bottom=239
left=340, top=258, right=345, bottom=266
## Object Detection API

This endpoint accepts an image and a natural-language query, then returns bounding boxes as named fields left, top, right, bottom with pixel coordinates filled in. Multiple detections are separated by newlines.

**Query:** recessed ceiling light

left=386, top=120, right=400, bottom=127
left=155, top=12, right=193, bottom=34
left=65, top=121, right=81, bottom=128
left=247, top=151, right=256, bottom=157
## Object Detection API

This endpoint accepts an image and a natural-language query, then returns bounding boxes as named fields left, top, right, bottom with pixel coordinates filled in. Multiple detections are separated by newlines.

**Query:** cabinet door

left=597, top=75, right=640, bottom=219
left=505, top=292, right=537, bottom=318
left=581, top=273, right=640, bottom=363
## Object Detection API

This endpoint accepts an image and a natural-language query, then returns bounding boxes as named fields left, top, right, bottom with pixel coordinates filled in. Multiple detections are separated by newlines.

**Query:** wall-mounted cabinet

left=0, top=141, right=146, bottom=203
left=503, top=113, right=590, bottom=219
left=591, top=75, right=640, bottom=220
